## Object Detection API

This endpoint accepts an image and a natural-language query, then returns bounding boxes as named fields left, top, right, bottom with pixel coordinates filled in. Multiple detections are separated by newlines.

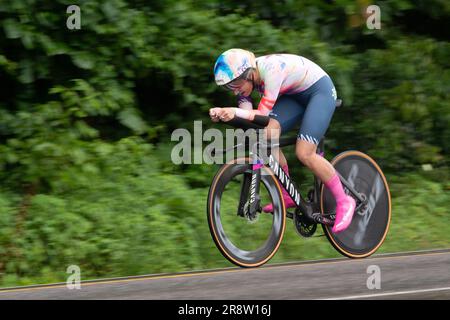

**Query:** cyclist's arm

left=234, top=105, right=269, bottom=120
left=234, top=77, right=283, bottom=120
left=237, top=95, right=253, bottom=110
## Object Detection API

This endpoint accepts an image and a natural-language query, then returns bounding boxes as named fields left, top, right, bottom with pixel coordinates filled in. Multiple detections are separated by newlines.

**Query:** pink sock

left=324, top=173, right=346, bottom=203
left=282, top=165, right=289, bottom=176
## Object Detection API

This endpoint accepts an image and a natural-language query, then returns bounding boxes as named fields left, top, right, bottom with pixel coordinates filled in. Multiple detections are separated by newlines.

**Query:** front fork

left=237, top=153, right=263, bottom=219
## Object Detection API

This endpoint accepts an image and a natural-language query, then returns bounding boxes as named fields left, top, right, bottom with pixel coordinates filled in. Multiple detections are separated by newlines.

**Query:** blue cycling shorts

left=268, top=75, right=337, bottom=145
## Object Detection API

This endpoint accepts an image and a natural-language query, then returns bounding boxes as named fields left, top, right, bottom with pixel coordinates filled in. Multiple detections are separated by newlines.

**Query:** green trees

left=0, top=1, right=448, bottom=286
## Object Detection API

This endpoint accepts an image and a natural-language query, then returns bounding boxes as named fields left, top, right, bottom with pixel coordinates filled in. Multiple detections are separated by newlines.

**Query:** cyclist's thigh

left=298, top=77, right=336, bottom=145
left=269, top=95, right=305, bottom=135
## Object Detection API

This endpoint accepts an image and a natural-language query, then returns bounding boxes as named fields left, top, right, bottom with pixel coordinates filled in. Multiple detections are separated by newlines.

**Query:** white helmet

left=213, top=49, right=256, bottom=86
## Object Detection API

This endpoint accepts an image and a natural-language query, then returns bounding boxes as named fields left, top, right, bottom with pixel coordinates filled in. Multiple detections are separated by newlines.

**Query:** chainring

left=293, top=210, right=317, bottom=238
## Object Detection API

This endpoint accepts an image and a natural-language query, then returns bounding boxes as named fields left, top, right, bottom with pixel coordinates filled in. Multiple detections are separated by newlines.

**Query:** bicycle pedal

left=310, top=212, right=334, bottom=226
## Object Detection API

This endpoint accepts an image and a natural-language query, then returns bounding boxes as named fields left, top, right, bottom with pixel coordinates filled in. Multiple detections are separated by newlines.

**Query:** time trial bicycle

left=207, top=99, right=391, bottom=267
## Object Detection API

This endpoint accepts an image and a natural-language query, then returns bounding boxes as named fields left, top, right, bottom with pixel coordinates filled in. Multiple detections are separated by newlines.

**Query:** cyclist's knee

left=264, top=118, right=281, bottom=140
left=296, top=142, right=316, bottom=166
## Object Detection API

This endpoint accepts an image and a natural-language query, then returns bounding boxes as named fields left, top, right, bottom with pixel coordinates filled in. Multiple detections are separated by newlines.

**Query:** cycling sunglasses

left=222, top=68, right=254, bottom=91
left=223, top=79, right=246, bottom=91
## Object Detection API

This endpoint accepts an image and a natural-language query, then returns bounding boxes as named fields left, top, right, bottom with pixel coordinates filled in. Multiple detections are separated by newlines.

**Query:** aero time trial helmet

left=213, top=49, right=256, bottom=86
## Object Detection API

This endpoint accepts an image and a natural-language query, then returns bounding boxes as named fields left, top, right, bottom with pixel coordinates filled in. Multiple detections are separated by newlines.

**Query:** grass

left=0, top=168, right=448, bottom=287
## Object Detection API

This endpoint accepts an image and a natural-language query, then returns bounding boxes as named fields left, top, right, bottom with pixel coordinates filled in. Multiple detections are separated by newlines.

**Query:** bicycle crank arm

left=315, top=214, right=334, bottom=226
left=306, top=211, right=335, bottom=226
left=337, top=172, right=366, bottom=203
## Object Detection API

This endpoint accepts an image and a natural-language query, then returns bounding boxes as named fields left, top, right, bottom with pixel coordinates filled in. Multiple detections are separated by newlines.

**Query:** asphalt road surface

left=0, top=249, right=449, bottom=300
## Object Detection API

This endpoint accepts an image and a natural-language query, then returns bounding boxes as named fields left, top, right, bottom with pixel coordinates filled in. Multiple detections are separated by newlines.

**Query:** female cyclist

left=209, top=48, right=355, bottom=233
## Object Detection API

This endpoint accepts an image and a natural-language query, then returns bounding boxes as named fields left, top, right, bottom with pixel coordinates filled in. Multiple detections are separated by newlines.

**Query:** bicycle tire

left=320, top=151, right=391, bottom=258
left=207, top=157, right=286, bottom=267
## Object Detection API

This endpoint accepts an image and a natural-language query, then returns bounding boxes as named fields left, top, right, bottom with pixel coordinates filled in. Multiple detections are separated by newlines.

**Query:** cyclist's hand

left=209, top=107, right=221, bottom=122
left=218, top=107, right=236, bottom=122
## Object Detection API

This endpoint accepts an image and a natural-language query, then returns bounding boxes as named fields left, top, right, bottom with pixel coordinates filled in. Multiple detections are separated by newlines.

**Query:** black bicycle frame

left=237, top=136, right=365, bottom=225
left=237, top=137, right=317, bottom=221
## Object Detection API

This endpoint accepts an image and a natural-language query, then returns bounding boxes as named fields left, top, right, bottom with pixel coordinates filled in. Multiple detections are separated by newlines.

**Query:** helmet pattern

left=214, top=49, right=256, bottom=85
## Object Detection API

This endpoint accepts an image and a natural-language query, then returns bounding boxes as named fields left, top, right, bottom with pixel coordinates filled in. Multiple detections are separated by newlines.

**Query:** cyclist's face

left=226, top=79, right=253, bottom=97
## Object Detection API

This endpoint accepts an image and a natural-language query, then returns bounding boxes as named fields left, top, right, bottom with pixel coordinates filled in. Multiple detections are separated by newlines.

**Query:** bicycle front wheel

left=207, top=157, right=286, bottom=268
left=321, top=151, right=392, bottom=258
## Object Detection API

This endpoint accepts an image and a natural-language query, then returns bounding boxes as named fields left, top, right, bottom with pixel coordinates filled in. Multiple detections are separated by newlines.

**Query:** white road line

left=322, top=287, right=450, bottom=300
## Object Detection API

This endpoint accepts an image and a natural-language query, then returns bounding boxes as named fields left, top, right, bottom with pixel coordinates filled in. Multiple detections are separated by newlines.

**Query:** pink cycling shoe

left=332, top=195, right=356, bottom=233
left=263, top=188, right=296, bottom=213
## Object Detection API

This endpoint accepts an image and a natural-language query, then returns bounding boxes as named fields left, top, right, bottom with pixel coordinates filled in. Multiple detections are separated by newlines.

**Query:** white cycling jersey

left=237, top=54, right=328, bottom=115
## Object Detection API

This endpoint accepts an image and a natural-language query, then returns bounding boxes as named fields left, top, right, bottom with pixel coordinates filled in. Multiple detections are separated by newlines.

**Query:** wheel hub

left=356, top=193, right=369, bottom=216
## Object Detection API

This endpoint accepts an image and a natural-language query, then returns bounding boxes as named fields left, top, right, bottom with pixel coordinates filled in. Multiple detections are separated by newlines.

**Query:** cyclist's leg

left=267, top=95, right=305, bottom=159
left=295, top=76, right=355, bottom=233
left=263, top=95, right=305, bottom=212
left=267, top=95, right=306, bottom=167
left=295, top=78, right=336, bottom=182
left=269, top=95, right=306, bottom=135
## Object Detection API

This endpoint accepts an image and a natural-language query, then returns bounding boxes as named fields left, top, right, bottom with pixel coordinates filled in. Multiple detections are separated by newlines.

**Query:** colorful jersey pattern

left=237, top=54, right=328, bottom=115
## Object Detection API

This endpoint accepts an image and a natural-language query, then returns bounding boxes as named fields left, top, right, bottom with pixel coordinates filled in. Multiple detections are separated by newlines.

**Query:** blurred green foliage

left=0, top=0, right=449, bottom=286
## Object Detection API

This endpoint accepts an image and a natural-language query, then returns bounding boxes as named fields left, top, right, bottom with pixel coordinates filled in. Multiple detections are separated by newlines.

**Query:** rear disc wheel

left=321, top=151, right=391, bottom=258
